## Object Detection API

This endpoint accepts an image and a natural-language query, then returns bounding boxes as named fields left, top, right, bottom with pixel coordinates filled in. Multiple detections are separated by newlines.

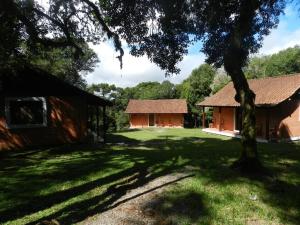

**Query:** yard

left=0, top=128, right=299, bottom=225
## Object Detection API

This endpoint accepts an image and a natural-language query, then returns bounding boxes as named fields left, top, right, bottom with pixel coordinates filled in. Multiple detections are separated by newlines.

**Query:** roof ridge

left=198, top=72, right=300, bottom=107
left=126, top=99, right=188, bottom=113
left=247, top=73, right=300, bottom=81
left=129, top=98, right=186, bottom=101
left=223, top=73, right=300, bottom=87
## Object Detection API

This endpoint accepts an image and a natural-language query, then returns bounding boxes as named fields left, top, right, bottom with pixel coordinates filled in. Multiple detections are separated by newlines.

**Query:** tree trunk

left=221, top=0, right=265, bottom=173
left=224, top=57, right=262, bottom=172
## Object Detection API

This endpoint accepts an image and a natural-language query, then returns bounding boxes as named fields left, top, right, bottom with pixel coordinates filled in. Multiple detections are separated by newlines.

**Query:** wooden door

left=235, top=108, right=242, bottom=131
left=149, top=114, right=155, bottom=126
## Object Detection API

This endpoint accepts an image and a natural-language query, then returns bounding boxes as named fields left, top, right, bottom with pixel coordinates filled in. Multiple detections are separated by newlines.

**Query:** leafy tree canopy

left=245, top=45, right=300, bottom=78
left=131, top=81, right=177, bottom=100
left=180, top=64, right=215, bottom=113
left=28, top=43, right=99, bottom=88
left=88, top=83, right=117, bottom=99
left=210, top=69, right=232, bottom=94
left=1, top=0, right=287, bottom=73
left=1, top=0, right=99, bottom=88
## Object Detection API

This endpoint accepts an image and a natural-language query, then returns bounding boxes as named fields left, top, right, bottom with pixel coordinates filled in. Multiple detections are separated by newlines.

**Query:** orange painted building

left=0, top=66, right=111, bottom=150
left=198, top=74, right=300, bottom=141
left=125, top=99, right=187, bottom=128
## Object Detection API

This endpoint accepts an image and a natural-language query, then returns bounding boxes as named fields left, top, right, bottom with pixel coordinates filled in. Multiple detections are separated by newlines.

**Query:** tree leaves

left=245, top=46, right=300, bottom=78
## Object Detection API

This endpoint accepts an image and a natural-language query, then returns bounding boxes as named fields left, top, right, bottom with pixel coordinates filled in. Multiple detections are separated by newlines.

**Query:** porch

left=202, top=128, right=268, bottom=143
left=87, top=101, right=110, bottom=143
left=200, top=105, right=271, bottom=143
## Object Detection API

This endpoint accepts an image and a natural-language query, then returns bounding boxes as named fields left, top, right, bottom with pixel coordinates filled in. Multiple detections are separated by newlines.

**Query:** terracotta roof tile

left=197, top=73, right=300, bottom=107
left=125, top=99, right=188, bottom=113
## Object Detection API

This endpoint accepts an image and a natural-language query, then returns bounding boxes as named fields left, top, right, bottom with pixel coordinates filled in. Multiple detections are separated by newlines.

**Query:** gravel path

left=81, top=172, right=193, bottom=225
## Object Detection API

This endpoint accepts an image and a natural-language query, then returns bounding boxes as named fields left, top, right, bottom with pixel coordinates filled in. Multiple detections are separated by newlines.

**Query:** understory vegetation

left=1, top=129, right=299, bottom=225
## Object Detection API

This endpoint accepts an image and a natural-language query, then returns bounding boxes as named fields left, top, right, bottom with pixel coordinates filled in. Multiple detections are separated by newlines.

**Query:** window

left=5, top=97, right=47, bottom=128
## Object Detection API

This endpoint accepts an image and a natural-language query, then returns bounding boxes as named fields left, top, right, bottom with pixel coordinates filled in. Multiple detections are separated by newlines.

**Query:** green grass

left=0, top=128, right=299, bottom=224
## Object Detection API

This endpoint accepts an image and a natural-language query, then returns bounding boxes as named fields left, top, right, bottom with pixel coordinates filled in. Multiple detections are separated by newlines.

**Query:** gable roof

left=125, top=99, right=188, bottom=113
left=1, top=65, right=112, bottom=106
left=197, top=74, right=300, bottom=107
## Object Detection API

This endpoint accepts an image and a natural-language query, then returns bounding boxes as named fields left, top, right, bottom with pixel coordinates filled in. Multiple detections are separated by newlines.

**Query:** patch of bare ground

left=81, top=172, right=194, bottom=225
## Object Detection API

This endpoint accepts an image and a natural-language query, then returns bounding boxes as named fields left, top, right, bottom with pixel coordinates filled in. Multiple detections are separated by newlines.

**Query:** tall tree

left=0, top=1, right=99, bottom=88
left=1, top=0, right=291, bottom=171
left=131, top=81, right=177, bottom=100
left=210, top=69, right=231, bottom=94
left=133, top=82, right=161, bottom=99
left=181, top=64, right=215, bottom=127
left=88, top=83, right=117, bottom=99
left=158, top=80, right=177, bottom=99
left=27, top=43, right=98, bottom=88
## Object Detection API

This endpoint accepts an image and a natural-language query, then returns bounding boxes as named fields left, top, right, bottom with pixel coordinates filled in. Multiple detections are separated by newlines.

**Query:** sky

left=86, top=3, right=300, bottom=88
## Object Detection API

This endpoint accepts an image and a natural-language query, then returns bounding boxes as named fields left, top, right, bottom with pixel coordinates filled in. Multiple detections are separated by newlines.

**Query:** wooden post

left=202, top=106, right=205, bottom=128
left=103, top=106, right=106, bottom=143
left=218, top=107, right=222, bottom=131
left=96, top=106, right=99, bottom=138
left=86, top=102, right=89, bottom=133
left=265, top=108, right=270, bottom=141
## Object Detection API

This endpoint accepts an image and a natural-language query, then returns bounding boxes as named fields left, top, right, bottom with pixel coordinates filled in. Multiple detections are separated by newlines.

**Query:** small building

left=125, top=99, right=187, bottom=128
left=0, top=66, right=112, bottom=150
left=197, top=74, right=300, bottom=142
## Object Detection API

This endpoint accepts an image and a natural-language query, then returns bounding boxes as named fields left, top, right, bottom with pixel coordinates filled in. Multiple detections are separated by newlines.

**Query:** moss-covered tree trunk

left=221, top=0, right=264, bottom=172
left=224, top=61, right=261, bottom=171
left=223, top=30, right=263, bottom=171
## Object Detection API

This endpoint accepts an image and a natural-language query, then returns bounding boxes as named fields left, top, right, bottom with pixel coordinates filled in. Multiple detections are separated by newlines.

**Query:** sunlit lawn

left=0, top=128, right=299, bottom=224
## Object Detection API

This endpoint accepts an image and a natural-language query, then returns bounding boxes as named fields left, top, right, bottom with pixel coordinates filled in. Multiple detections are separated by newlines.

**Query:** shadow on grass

left=142, top=191, right=208, bottom=225
left=0, top=132, right=299, bottom=224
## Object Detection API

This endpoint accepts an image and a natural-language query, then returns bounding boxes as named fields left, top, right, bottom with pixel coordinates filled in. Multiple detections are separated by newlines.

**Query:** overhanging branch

left=81, top=0, right=124, bottom=68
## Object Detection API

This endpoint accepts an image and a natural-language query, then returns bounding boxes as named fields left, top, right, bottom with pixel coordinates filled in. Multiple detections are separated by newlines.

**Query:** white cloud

left=259, top=27, right=300, bottom=55
left=259, top=7, right=300, bottom=55
left=86, top=42, right=205, bottom=87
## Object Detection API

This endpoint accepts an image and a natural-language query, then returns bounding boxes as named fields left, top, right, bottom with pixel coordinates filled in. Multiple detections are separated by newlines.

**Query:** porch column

left=202, top=106, right=205, bottom=128
left=218, top=107, right=222, bottom=131
left=265, top=108, right=270, bottom=141
left=96, top=106, right=99, bottom=138
left=103, top=106, right=107, bottom=143
left=129, top=114, right=131, bottom=128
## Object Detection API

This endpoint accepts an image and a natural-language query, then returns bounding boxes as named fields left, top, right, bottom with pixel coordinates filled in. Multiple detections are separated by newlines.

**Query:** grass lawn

left=0, top=128, right=299, bottom=225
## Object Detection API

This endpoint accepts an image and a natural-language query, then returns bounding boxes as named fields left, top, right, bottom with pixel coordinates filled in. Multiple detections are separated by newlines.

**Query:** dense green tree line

left=245, top=45, right=300, bottom=78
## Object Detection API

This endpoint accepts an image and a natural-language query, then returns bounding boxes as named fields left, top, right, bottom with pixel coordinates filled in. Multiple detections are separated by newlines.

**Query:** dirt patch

left=81, top=172, right=193, bottom=225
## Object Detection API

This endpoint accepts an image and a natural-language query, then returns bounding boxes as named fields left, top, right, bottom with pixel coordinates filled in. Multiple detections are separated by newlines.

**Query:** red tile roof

left=125, top=99, right=188, bottom=113
left=197, top=74, right=300, bottom=107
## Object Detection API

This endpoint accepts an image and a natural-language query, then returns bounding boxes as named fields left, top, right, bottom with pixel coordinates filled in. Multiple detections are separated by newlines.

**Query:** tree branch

left=81, top=0, right=124, bottom=68
left=32, top=8, right=82, bottom=55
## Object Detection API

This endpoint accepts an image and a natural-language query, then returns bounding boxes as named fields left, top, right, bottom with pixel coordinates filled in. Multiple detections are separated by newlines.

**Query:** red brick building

left=125, top=99, right=187, bottom=128
left=197, top=74, right=300, bottom=142
left=0, top=66, right=111, bottom=150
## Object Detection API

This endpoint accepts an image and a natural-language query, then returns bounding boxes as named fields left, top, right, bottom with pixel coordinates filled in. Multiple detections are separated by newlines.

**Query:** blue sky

left=280, top=4, right=300, bottom=32
left=86, top=3, right=300, bottom=87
